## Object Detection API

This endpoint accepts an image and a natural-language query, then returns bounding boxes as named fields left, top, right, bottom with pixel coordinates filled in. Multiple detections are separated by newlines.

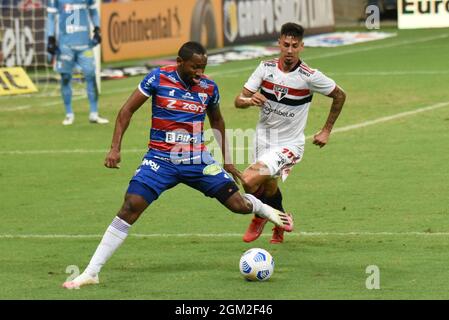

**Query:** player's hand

left=47, top=36, right=57, bottom=55
left=105, top=149, right=121, bottom=169
left=313, top=129, right=331, bottom=148
left=224, top=164, right=243, bottom=185
left=92, top=26, right=102, bottom=46
left=250, top=92, right=267, bottom=106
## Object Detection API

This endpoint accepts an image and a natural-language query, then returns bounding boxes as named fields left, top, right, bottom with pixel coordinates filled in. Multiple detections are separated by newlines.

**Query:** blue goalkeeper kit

left=47, top=0, right=100, bottom=116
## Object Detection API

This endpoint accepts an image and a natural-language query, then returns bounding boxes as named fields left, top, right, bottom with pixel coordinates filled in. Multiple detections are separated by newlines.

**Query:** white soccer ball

left=239, top=248, right=274, bottom=281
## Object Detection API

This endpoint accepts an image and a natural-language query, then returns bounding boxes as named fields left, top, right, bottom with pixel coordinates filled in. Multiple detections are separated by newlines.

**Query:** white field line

left=0, top=148, right=142, bottom=155
left=0, top=105, right=31, bottom=112
left=1, top=231, right=449, bottom=239
left=323, top=101, right=449, bottom=135
left=326, top=70, right=449, bottom=76
left=2, top=100, right=448, bottom=155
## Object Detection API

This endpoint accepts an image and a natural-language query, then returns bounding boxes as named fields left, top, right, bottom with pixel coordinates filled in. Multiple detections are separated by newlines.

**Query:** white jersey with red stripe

left=244, top=58, right=336, bottom=150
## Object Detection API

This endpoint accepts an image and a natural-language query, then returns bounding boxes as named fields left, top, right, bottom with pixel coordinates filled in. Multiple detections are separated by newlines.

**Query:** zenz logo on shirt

left=273, top=85, right=288, bottom=101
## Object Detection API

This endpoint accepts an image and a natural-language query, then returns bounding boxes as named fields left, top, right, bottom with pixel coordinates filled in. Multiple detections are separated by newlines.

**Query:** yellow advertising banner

left=101, top=0, right=223, bottom=62
left=0, top=67, right=38, bottom=96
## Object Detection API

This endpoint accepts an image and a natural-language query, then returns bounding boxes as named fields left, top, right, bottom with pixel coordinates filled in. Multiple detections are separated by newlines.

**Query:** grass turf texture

left=0, top=27, right=449, bottom=299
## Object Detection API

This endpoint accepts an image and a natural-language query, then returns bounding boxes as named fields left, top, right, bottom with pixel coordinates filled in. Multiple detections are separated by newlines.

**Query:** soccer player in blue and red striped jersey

left=62, top=42, right=293, bottom=289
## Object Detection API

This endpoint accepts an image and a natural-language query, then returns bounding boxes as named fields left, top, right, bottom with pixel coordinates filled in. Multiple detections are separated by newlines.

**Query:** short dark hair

left=178, top=42, right=207, bottom=61
left=280, top=22, right=304, bottom=39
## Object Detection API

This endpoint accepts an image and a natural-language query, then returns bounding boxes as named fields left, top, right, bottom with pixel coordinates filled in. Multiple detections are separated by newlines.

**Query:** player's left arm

left=88, top=0, right=101, bottom=46
left=313, top=85, right=347, bottom=148
left=207, top=105, right=243, bottom=184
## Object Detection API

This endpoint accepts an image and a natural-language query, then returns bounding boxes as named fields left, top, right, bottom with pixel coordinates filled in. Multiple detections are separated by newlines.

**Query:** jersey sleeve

left=88, top=0, right=100, bottom=27
left=138, top=68, right=160, bottom=97
left=46, top=0, right=57, bottom=37
left=207, top=83, right=220, bottom=109
left=47, top=0, right=58, bottom=13
left=243, top=62, right=265, bottom=93
left=308, top=70, right=336, bottom=96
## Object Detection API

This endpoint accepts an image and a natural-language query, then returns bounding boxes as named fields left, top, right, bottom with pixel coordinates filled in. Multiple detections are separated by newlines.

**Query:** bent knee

left=241, top=172, right=261, bottom=194
left=61, top=73, right=72, bottom=85
left=225, top=194, right=252, bottom=214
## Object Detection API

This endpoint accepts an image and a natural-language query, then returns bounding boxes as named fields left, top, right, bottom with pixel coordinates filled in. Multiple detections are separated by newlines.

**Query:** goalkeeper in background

left=46, top=0, right=109, bottom=125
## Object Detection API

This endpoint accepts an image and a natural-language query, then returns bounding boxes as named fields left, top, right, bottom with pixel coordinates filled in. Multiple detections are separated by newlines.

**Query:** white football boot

left=89, top=112, right=109, bottom=124
left=62, top=114, right=75, bottom=126
left=62, top=272, right=99, bottom=289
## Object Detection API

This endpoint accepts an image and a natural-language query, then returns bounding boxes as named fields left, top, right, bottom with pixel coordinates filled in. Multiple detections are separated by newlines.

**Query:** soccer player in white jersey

left=234, top=22, right=346, bottom=244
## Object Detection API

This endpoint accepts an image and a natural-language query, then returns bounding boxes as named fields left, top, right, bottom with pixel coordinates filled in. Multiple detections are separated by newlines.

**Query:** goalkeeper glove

left=92, top=26, right=102, bottom=46
left=47, top=36, right=57, bottom=55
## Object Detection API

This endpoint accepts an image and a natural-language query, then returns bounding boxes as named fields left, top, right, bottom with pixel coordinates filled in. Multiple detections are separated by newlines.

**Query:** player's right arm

left=234, top=61, right=266, bottom=109
left=105, top=69, right=159, bottom=168
left=234, top=88, right=267, bottom=109
left=46, top=0, right=58, bottom=55
left=104, top=90, right=148, bottom=169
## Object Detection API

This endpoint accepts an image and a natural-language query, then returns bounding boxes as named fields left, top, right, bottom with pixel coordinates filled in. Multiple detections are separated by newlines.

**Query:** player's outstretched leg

left=242, top=186, right=268, bottom=242
left=224, top=192, right=293, bottom=232
left=243, top=215, right=268, bottom=242
left=243, top=194, right=293, bottom=231
left=265, top=188, right=287, bottom=244
left=62, top=194, right=148, bottom=289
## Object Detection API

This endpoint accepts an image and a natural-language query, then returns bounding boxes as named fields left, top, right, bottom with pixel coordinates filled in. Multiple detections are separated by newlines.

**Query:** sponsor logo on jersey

left=64, top=3, right=87, bottom=12
left=142, top=159, right=160, bottom=172
left=264, top=62, right=276, bottom=67
left=66, top=25, right=88, bottom=34
left=273, top=85, right=288, bottom=101
left=298, top=67, right=312, bottom=77
left=198, top=92, right=208, bottom=105
left=202, top=164, right=222, bottom=176
left=182, top=92, right=194, bottom=100
left=168, top=75, right=178, bottom=83
left=59, top=54, right=72, bottom=61
left=145, top=75, right=156, bottom=86
left=169, top=89, right=175, bottom=97
left=154, top=155, right=171, bottom=162
left=166, top=132, right=199, bottom=144
left=165, top=99, right=207, bottom=113
left=262, top=105, right=295, bottom=118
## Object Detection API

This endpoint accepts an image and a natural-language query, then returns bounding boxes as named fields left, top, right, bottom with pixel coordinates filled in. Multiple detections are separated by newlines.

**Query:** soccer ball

left=239, top=248, right=274, bottom=281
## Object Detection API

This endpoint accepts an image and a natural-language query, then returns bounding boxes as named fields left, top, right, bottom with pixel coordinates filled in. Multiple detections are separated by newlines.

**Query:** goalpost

left=0, top=0, right=101, bottom=97
left=0, top=0, right=56, bottom=96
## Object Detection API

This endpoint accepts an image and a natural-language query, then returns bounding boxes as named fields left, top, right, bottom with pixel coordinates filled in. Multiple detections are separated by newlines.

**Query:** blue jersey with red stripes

left=138, top=65, right=220, bottom=154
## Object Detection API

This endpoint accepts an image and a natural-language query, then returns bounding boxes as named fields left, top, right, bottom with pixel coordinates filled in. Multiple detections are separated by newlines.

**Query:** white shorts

left=254, top=145, right=303, bottom=182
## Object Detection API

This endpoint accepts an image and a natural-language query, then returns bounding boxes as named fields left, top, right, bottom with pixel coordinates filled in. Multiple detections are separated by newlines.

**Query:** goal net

left=0, top=0, right=101, bottom=98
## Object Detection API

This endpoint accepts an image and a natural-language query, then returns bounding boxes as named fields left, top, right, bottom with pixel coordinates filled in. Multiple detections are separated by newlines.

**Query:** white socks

left=244, top=194, right=281, bottom=226
left=85, top=216, right=130, bottom=276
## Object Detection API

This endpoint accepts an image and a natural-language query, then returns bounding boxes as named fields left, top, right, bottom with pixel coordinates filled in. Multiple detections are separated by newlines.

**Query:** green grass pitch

left=0, top=27, right=449, bottom=299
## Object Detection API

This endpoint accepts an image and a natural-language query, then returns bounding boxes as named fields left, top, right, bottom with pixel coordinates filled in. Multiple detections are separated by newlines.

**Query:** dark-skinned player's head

left=176, top=42, right=208, bottom=86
